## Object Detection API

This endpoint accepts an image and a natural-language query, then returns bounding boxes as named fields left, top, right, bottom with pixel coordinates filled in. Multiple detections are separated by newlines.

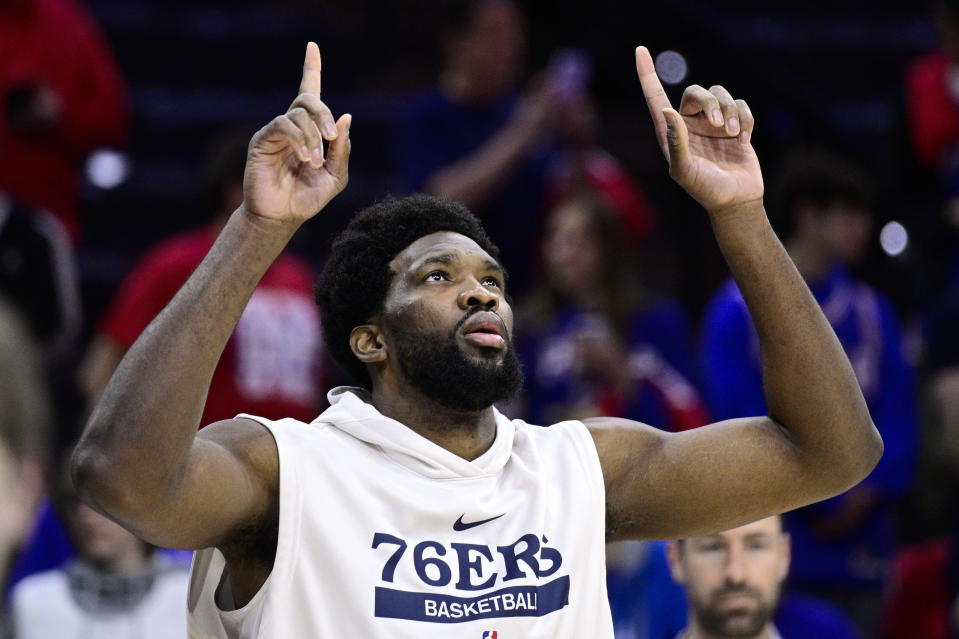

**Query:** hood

left=312, top=387, right=515, bottom=479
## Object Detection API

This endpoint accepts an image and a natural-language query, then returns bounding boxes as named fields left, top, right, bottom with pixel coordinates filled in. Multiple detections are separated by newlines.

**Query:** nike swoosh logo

left=453, top=513, right=505, bottom=531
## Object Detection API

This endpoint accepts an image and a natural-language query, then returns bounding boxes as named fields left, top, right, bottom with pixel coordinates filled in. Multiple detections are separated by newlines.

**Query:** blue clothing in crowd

left=607, top=542, right=863, bottom=639
left=5, top=501, right=72, bottom=598
left=519, top=302, right=709, bottom=431
left=397, top=89, right=552, bottom=295
left=699, top=267, right=918, bottom=589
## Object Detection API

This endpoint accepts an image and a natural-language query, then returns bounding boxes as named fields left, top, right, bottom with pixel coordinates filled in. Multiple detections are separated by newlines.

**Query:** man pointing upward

left=71, top=42, right=881, bottom=638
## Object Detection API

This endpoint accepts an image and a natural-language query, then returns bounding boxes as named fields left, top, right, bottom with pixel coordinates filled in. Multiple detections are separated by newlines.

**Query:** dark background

left=77, top=0, right=947, bottom=336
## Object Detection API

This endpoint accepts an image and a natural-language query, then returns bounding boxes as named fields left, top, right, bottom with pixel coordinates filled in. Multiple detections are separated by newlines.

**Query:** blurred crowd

left=2, top=0, right=959, bottom=637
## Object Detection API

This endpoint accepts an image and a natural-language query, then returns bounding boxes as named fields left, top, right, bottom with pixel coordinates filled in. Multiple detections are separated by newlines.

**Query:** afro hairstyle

left=315, top=193, right=502, bottom=388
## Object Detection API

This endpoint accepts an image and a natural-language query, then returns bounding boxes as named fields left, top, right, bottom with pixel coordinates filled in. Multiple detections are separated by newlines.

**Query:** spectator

left=518, top=191, right=708, bottom=430
left=878, top=289, right=959, bottom=639
left=904, top=0, right=959, bottom=290
left=881, top=534, right=958, bottom=639
left=0, top=297, right=49, bottom=626
left=397, top=0, right=576, bottom=294
left=905, top=0, right=959, bottom=173
left=0, top=0, right=128, bottom=242
left=0, top=190, right=80, bottom=363
left=662, top=515, right=863, bottom=639
left=699, top=151, right=918, bottom=636
left=543, top=78, right=657, bottom=245
left=605, top=540, right=685, bottom=639
left=906, top=289, right=959, bottom=539
left=78, top=133, right=329, bottom=426
left=10, top=456, right=188, bottom=639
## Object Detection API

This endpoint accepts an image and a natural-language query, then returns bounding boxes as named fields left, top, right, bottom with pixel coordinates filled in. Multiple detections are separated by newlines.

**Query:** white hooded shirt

left=187, top=387, right=613, bottom=638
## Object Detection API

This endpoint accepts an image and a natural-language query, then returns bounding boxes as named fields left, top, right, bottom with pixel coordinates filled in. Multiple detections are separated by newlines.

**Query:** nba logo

left=482, top=632, right=498, bottom=639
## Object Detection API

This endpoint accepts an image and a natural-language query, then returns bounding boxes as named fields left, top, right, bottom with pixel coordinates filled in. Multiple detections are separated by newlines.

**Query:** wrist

left=706, top=197, right=766, bottom=220
left=706, top=198, right=768, bottom=233
left=235, top=204, right=302, bottom=242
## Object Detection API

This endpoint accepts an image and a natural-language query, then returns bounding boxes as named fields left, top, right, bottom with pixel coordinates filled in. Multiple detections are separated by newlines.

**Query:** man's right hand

left=243, top=42, right=352, bottom=227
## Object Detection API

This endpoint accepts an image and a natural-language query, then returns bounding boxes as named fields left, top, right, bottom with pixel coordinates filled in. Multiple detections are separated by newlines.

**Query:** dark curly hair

left=315, top=194, right=501, bottom=388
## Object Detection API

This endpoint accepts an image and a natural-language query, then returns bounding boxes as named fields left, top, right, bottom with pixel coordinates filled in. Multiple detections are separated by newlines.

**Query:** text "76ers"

left=372, top=532, right=564, bottom=591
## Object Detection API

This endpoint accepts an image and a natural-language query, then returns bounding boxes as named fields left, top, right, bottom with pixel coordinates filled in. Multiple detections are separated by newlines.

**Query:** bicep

left=122, top=418, right=278, bottom=551
left=588, top=416, right=833, bottom=541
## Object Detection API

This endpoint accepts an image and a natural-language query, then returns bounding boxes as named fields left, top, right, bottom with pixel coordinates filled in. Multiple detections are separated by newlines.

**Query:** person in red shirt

left=0, top=0, right=128, bottom=242
left=881, top=536, right=958, bottom=639
left=79, top=134, right=328, bottom=425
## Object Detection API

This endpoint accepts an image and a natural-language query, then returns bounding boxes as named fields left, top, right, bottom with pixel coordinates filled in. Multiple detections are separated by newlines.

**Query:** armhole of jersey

left=234, top=414, right=302, bottom=606
left=187, top=415, right=302, bottom=636
left=554, top=419, right=607, bottom=512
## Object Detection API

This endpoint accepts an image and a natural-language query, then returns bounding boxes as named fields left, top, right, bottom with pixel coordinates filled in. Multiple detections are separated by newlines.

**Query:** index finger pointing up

left=299, top=41, right=322, bottom=96
left=635, top=46, right=672, bottom=152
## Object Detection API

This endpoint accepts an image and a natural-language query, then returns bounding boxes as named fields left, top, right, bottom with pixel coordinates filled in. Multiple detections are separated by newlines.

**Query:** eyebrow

left=416, top=253, right=504, bottom=274
left=744, top=533, right=773, bottom=542
left=419, top=253, right=457, bottom=268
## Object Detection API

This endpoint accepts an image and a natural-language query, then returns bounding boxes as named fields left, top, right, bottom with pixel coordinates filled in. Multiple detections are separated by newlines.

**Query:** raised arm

left=71, top=43, right=351, bottom=550
left=590, top=47, right=882, bottom=541
left=421, top=85, right=554, bottom=210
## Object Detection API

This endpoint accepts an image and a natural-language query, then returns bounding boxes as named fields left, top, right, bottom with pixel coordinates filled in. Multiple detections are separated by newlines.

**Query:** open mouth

left=462, top=314, right=506, bottom=348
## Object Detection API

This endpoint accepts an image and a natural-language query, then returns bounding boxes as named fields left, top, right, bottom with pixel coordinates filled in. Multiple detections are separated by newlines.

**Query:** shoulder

left=518, top=417, right=605, bottom=462
left=518, top=417, right=590, bottom=441
left=10, top=568, right=69, bottom=607
left=907, top=50, right=950, bottom=85
left=263, top=252, right=318, bottom=291
left=582, top=416, right=664, bottom=449
left=197, top=417, right=284, bottom=485
left=128, top=228, right=214, bottom=281
left=850, top=278, right=904, bottom=336
left=777, top=591, right=862, bottom=638
left=704, top=279, right=746, bottom=316
left=891, top=537, right=954, bottom=581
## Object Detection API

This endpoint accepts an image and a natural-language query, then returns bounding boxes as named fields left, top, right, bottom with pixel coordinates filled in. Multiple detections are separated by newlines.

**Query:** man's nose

left=724, top=546, right=748, bottom=585
left=457, top=281, right=499, bottom=311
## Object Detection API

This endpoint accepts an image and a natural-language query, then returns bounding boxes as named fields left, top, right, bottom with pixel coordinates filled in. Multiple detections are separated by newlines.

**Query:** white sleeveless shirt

left=187, top=387, right=613, bottom=638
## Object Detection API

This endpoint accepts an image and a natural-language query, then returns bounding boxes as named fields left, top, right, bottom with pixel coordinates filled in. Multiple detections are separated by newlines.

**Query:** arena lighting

left=86, top=149, right=130, bottom=189
left=879, top=221, right=909, bottom=257
left=655, top=50, right=688, bottom=85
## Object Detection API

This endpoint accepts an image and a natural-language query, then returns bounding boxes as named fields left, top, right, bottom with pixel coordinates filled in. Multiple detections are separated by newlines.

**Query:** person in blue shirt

left=517, top=191, right=710, bottom=431
left=656, top=515, right=862, bottom=639
left=699, top=151, right=918, bottom=637
left=396, top=0, right=582, bottom=295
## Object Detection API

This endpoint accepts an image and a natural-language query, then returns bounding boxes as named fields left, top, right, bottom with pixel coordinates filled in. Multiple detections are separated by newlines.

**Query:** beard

left=690, top=585, right=777, bottom=638
left=391, top=309, right=524, bottom=413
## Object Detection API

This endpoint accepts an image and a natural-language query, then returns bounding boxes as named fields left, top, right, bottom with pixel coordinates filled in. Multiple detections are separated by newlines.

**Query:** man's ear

left=350, top=325, right=387, bottom=364
left=665, top=541, right=687, bottom=585
left=779, top=532, right=791, bottom=581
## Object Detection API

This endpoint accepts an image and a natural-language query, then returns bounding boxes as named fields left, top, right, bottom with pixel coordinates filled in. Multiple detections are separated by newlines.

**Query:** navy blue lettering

left=538, top=535, right=562, bottom=577
left=374, top=576, right=570, bottom=623
left=496, top=534, right=540, bottom=581
left=371, top=533, right=407, bottom=583
left=413, top=541, right=452, bottom=587
left=451, top=542, right=498, bottom=591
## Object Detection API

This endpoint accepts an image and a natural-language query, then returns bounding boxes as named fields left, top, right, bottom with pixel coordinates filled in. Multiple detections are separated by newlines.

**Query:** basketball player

left=71, top=43, right=883, bottom=637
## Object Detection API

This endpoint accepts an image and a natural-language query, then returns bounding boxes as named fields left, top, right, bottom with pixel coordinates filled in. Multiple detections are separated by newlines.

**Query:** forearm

left=425, top=119, right=539, bottom=209
left=711, top=201, right=882, bottom=482
left=72, top=207, right=297, bottom=515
